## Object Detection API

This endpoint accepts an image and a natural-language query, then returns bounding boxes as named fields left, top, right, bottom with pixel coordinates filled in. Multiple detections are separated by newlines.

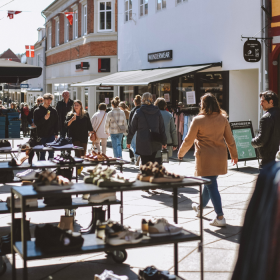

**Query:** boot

left=80, top=207, right=106, bottom=234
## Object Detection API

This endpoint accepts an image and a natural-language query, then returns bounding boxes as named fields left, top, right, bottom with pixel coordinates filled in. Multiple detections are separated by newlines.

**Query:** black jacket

left=251, top=107, right=280, bottom=165
left=34, top=105, right=59, bottom=138
left=65, top=112, right=93, bottom=143
left=127, top=104, right=167, bottom=156
left=128, top=105, right=140, bottom=129
left=56, top=99, right=74, bottom=130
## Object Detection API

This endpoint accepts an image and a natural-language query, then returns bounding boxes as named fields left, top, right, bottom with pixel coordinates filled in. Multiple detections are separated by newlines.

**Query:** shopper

left=127, top=92, right=167, bottom=165
left=119, top=102, right=130, bottom=123
left=178, top=93, right=238, bottom=227
left=34, top=93, right=58, bottom=160
left=65, top=100, right=93, bottom=158
left=128, top=95, right=141, bottom=164
left=28, top=96, right=43, bottom=128
left=154, top=97, right=178, bottom=164
left=91, top=103, right=108, bottom=154
left=21, top=103, right=30, bottom=137
left=105, top=97, right=127, bottom=158
left=56, top=90, right=74, bottom=138
left=251, top=90, right=280, bottom=167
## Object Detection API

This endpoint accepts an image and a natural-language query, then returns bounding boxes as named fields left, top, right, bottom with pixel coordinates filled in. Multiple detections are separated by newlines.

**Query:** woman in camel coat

left=178, top=93, right=238, bottom=227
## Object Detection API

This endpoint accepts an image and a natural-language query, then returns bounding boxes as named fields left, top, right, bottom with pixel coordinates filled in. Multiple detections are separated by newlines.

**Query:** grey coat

left=156, top=110, right=178, bottom=158
left=127, top=104, right=167, bottom=156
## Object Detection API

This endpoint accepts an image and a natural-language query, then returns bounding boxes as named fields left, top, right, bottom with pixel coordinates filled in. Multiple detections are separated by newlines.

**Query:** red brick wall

left=51, top=19, right=55, bottom=48
left=115, top=0, right=118, bottom=32
left=46, top=40, right=117, bottom=66
left=59, top=13, right=64, bottom=45
left=88, top=0, right=94, bottom=34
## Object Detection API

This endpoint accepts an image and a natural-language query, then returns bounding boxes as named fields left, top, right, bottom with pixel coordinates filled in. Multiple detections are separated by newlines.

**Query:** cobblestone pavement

left=0, top=138, right=259, bottom=280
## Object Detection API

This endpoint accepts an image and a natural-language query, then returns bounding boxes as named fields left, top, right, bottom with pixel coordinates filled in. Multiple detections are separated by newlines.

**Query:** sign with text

left=244, top=40, right=261, bottom=62
left=229, top=121, right=258, bottom=161
left=186, top=91, right=196, bottom=105
left=148, top=50, right=173, bottom=62
left=20, top=84, right=29, bottom=88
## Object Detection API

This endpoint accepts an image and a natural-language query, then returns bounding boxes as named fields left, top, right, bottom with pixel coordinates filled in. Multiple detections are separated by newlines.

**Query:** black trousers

left=140, top=152, right=162, bottom=165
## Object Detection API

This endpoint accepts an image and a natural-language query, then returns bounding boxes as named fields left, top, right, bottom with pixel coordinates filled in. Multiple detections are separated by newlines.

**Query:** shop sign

left=186, top=91, right=196, bottom=105
left=243, top=40, right=261, bottom=62
left=97, top=86, right=113, bottom=90
left=76, top=62, right=90, bottom=71
left=105, top=98, right=110, bottom=104
left=148, top=50, right=173, bottom=62
left=20, top=84, right=29, bottom=88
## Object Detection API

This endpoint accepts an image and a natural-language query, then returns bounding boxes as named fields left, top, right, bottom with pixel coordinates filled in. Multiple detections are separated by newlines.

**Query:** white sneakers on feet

left=210, top=217, right=226, bottom=227
left=192, top=203, right=201, bottom=217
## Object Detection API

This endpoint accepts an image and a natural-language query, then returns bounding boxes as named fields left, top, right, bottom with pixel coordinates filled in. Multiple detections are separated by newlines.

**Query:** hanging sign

left=244, top=40, right=261, bottom=62
left=105, top=98, right=109, bottom=104
left=164, top=93, right=170, bottom=102
left=148, top=50, right=173, bottom=62
left=186, top=91, right=196, bottom=105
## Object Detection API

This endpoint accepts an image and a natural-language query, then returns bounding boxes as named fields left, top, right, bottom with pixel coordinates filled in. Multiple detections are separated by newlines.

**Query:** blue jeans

left=111, top=133, right=123, bottom=158
left=201, top=176, right=223, bottom=216
left=39, top=135, right=55, bottom=161
left=131, top=133, right=139, bottom=159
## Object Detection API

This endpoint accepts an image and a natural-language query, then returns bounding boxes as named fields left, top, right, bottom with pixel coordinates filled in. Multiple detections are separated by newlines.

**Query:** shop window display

left=96, top=91, right=114, bottom=111
left=177, top=75, right=195, bottom=107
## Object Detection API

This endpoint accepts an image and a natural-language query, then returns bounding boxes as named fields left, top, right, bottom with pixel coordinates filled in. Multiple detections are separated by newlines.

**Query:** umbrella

left=0, top=59, right=42, bottom=83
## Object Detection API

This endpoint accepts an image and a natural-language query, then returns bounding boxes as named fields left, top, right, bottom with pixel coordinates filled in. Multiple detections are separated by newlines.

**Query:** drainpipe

left=41, top=11, right=47, bottom=95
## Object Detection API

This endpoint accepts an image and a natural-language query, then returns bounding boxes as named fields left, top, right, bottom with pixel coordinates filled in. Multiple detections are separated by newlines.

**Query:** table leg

left=173, top=187, right=178, bottom=275
left=108, top=205, right=111, bottom=219
left=76, top=167, right=78, bottom=183
left=11, top=191, right=16, bottom=280
left=21, top=198, right=27, bottom=280
left=120, top=191, right=123, bottom=225
left=200, top=184, right=204, bottom=280
left=120, top=164, right=123, bottom=173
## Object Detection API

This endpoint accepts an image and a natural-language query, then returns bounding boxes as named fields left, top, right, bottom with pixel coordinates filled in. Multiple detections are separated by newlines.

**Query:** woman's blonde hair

left=67, top=100, right=86, bottom=118
left=141, top=92, right=153, bottom=105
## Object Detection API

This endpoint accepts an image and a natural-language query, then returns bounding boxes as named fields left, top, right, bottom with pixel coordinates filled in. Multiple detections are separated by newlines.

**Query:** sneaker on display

left=6, top=196, right=38, bottom=208
left=94, top=270, right=129, bottom=280
left=0, top=140, right=11, bottom=150
left=51, top=138, right=74, bottom=149
left=20, top=169, right=41, bottom=180
left=88, top=192, right=116, bottom=203
left=46, top=138, right=60, bottom=146
left=148, top=218, right=182, bottom=237
left=16, top=169, right=34, bottom=178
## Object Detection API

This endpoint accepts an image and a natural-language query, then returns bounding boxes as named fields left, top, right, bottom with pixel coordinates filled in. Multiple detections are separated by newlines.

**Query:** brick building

left=42, top=0, right=118, bottom=111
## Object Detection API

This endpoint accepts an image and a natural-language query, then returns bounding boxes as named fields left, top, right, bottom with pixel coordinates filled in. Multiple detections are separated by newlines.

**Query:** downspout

left=41, top=11, right=47, bottom=94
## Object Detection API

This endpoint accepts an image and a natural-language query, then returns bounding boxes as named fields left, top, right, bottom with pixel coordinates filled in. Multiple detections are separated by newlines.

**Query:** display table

left=11, top=177, right=210, bottom=280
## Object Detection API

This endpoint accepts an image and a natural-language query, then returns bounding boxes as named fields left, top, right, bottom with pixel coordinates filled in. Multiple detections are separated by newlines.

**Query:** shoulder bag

left=90, top=112, right=106, bottom=142
left=111, top=112, right=127, bottom=133
left=141, top=108, right=163, bottom=143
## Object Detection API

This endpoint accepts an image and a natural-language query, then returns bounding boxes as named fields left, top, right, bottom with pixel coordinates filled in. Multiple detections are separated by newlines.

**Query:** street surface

left=0, top=138, right=259, bottom=280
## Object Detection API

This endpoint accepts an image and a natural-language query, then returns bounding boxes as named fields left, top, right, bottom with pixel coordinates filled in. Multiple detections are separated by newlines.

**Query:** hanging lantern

left=161, top=148, right=169, bottom=163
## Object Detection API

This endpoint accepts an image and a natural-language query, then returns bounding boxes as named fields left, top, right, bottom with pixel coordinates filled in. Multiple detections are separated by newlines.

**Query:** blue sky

left=0, top=0, right=54, bottom=55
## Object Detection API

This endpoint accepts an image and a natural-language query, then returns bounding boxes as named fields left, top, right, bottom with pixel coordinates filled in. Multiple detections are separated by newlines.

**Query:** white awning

left=71, top=64, right=213, bottom=87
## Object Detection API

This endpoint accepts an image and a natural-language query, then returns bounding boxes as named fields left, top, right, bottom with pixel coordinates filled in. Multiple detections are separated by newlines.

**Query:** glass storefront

left=96, top=91, right=114, bottom=111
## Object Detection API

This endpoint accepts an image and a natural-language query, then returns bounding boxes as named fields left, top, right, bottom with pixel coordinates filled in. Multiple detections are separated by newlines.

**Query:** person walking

left=65, top=100, right=93, bottom=158
left=34, top=93, right=59, bottom=160
left=104, top=97, right=127, bottom=158
left=178, top=93, right=238, bottom=227
left=56, top=90, right=74, bottom=138
left=128, top=95, right=141, bottom=164
left=91, top=103, right=108, bottom=154
left=251, top=90, right=280, bottom=167
left=21, top=103, right=30, bottom=137
left=119, top=102, right=130, bottom=124
left=154, top=97, right=178, bottom=164
left=127, top=92, right=167, bottom=165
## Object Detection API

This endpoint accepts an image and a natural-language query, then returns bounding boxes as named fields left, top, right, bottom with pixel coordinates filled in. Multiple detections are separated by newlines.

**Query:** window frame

left=82, top=4, right=87, bottom=35
left=124, top=0, right=132, bottom=22
left=55, top=18, right=59, bottom=46
left=48, top=24, right=52, bottom=50
left=73, top=8, right=78, bottom=39
left=98, top=0, right=113, bottom=32
left=64, top=11, right=69, bottom=43
left=140, top=0, right=148, bottom=17
left=156, top=0, right=166, bottom=11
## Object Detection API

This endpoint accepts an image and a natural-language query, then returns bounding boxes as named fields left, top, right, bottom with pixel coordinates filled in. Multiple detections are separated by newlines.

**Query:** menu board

left=229, top=121, right=258, bottom=161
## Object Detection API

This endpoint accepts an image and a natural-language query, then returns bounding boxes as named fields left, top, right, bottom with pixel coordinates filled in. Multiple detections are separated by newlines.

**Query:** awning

left=71, top=64, right=217, bottom=87
left=0, top=60, right=42, bottom=83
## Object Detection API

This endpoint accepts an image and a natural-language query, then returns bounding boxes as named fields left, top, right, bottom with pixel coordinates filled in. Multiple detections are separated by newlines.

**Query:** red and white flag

left=65, top=12, right=74, bottom=25
left=7, top=11, right=22, bottom=19
left=25, top=45, right=34, bottom=58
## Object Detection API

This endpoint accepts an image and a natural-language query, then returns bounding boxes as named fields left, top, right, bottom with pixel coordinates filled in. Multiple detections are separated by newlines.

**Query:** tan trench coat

left=178, top=112, right=238, bottom=177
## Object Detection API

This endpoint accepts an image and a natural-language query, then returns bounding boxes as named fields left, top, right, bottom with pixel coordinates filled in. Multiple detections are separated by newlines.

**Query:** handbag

left=90, top=112, right=106, bottom=142
left=111, top=113, right=126, bottom=133
left=141, top=108, right=163, bottom=143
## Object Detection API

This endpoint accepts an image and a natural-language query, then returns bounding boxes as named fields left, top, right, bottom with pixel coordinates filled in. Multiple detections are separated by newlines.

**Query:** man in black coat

left=34, top=93, right=58, bottom=160
left=56, top=90, right=73, bottom=138
left=251, top=90, right=280, bottom=167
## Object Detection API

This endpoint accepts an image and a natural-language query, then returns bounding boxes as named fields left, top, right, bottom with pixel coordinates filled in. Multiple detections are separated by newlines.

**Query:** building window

left=82, top=4, right=87, bottom=35
left=73, top=9, right=78, bottom=39
left=125, top=0, right=132, bottom=21
left=64, top=13, right=69, bottom=42
left=55, top=19, right=59, bottom=46
left=48, top=25, right=52, bottom=49
left=99, top=1, right=112, bottom=31
left=177, top=0, right=186, bottom=3
left=98, top=58, right=110, bottom=72
left=140, top=0, right=148, bottom=16
left=157, top=0, right=166, bottom=10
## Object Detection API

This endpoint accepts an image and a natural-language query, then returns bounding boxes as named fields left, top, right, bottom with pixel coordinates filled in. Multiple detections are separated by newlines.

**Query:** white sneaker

left=94, top=269, right=129, bottom=280
left=105, top=228, right=143, bottom=246
left=209, top=217, right=226, bottom=227
left=148, top=218, right=182, bottom=237
left=192, top=203, right=201, bottom=217
left=21, top=169, right=41, bottom=180
left=88, top=192, right=116, bottom=203
left=6, top=196, right=38, bottom=208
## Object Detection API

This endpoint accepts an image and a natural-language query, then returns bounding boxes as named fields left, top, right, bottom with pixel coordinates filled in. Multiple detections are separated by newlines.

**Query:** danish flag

left=25, top=45, right=34, bottom=58
left=65, top=12, right=74, bottom=25
left=7, top=11, right=22, bottom=19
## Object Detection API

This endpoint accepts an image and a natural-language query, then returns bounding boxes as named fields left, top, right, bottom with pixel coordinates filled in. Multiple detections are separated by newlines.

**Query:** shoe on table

left=192, top=203, right=201, bottom=217
left=148, top=218, right=182, bottom=237
left=210, top=217, right=226, bottom=227
left=88, top=192, right=116, bottom=203
left=94, top=269, right=128, bottom=280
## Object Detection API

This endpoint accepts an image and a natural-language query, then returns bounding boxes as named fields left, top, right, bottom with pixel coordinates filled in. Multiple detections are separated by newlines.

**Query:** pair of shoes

left=6, top=196, right=38, bottom=208
left=16, top=169, right=41, bottom=180
left=94, top=269, right=128, bottom=280
left=0, top=140, right=11, bottom=150
left=88, top=192, right=116, bottom=203
left=192, top=203, right=201, bottom=218
left=105, top=221, right=143, bottom=246
left=139, top=266, right=176, bottom=280
left=210, top=217, right=226, bottom=227
left=47, top=137, right=73, bottom=149
left=141, top=218, right=182, bottom=237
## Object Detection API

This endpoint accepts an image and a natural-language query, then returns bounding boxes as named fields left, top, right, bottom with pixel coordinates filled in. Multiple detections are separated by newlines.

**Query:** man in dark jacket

left=56, top=90, right=73, bottom=138
left=251, top=90, right=280, bottom=167
left=34, top=93, right=58, bottom=160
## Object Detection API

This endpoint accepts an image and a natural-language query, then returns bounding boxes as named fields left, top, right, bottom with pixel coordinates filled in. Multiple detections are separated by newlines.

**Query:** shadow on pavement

left=204, top=225, right=242, bottom=244
left=229, top=166, right=260, bottom=175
